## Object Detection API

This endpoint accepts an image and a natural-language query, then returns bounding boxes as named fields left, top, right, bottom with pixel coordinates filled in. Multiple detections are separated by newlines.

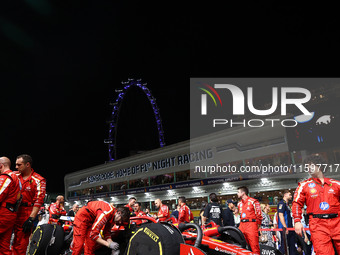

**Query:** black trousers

left=279, top=231, right=298, bottom=255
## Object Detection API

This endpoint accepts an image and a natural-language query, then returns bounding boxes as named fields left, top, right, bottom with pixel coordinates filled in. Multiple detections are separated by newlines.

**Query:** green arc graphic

left=199, top=88, right=217, bottom=106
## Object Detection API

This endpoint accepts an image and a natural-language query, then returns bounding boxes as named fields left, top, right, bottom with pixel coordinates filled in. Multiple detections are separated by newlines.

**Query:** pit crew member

left=132, top=202, right=146, bottom=225
left=237, top=186, right=262, bottom=255
left=292, top=154, right=340, bottom=254
left=71, top=201, right=130, bottom=255
left=48, top=195, right=67, bottom=225
left=178, top=196, right=193, bottom=224
left=154, top=199, right=169, bottom=222
left=12, top=154, right=46, bottom=255
left=0, top=157, right=21, bottom=255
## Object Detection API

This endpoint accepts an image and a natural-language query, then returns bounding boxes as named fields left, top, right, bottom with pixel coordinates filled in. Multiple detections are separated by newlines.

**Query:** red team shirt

left=125, top=204, right=134, bottom=213
left=292, top=177, right=340, bottom=222
left=0, top=170, right=21, bottom=207
left=0, top=170, right=21, bottom=255
left=157, top=204, right=169, bottom=221
left=238, top=196, right=262, bottom=224
left=85, top=201, right=116, bottom=241
left=15, top=169, right=46, bottom=208
left=178, top=203, right=191, bottom=223
left=132, top=210, right=147, bottom=225
left=49, top=202, right=67, bottom=224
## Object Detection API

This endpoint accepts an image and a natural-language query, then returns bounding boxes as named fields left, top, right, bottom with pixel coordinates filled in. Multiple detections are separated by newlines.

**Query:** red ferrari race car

left=27, top=214, right=282, bottom=255
left=167, top=216, right=283, bottom=255
left=126, top=215, right=206, bottom=255
left=27, top=214, right=205, bottom=255
left=27, top=215, right=75, bottom=255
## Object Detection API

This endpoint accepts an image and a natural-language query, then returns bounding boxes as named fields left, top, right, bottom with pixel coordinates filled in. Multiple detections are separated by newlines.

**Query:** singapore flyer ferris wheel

left=104, top=79, right=166, bottom=161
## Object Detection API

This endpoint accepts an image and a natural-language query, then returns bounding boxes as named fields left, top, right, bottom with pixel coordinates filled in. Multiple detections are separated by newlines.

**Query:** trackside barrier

left=258, top=227, right=309, bottom=231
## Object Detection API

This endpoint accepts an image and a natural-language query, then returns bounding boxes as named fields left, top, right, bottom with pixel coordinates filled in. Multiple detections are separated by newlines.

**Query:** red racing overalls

left=49, top=202, right=67, bottom=225
left=132, top=210, right=146, bottom=225
left=125, top=204, right=134, bottom=213
left=0, top=170, right=21, bottom=255
left=178, top=203, right=192, bottom=224
left=12, top=169, right=46, bottom=255
left=71, top=201, right=116, bottom=255
left=292, top=177, right=340, bottom=255
left=238, top=196, right=262, bottom=255
left=157, top=204, right=169, bottom=221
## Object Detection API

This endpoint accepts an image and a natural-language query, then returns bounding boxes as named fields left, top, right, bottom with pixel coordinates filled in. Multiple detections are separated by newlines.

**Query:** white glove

left=111, top=249, right=120, bottom=255
left=108, top=241, right=119, bottom=250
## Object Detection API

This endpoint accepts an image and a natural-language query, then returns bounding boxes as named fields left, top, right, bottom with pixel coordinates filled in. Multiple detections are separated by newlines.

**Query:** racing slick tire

left=125, top=222, right=185, bottom=255
left=27, top=224, right=64, bottom=255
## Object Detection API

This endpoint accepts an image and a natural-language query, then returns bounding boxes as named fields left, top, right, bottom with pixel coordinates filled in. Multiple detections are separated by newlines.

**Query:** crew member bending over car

left=71, top=201, right=130, bottom=255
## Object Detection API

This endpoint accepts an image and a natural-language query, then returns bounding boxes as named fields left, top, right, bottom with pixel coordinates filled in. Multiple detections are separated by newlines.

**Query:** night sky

left=1, top=2, right=339, bottom=194
left=0, top=1, right=189, bottom=193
